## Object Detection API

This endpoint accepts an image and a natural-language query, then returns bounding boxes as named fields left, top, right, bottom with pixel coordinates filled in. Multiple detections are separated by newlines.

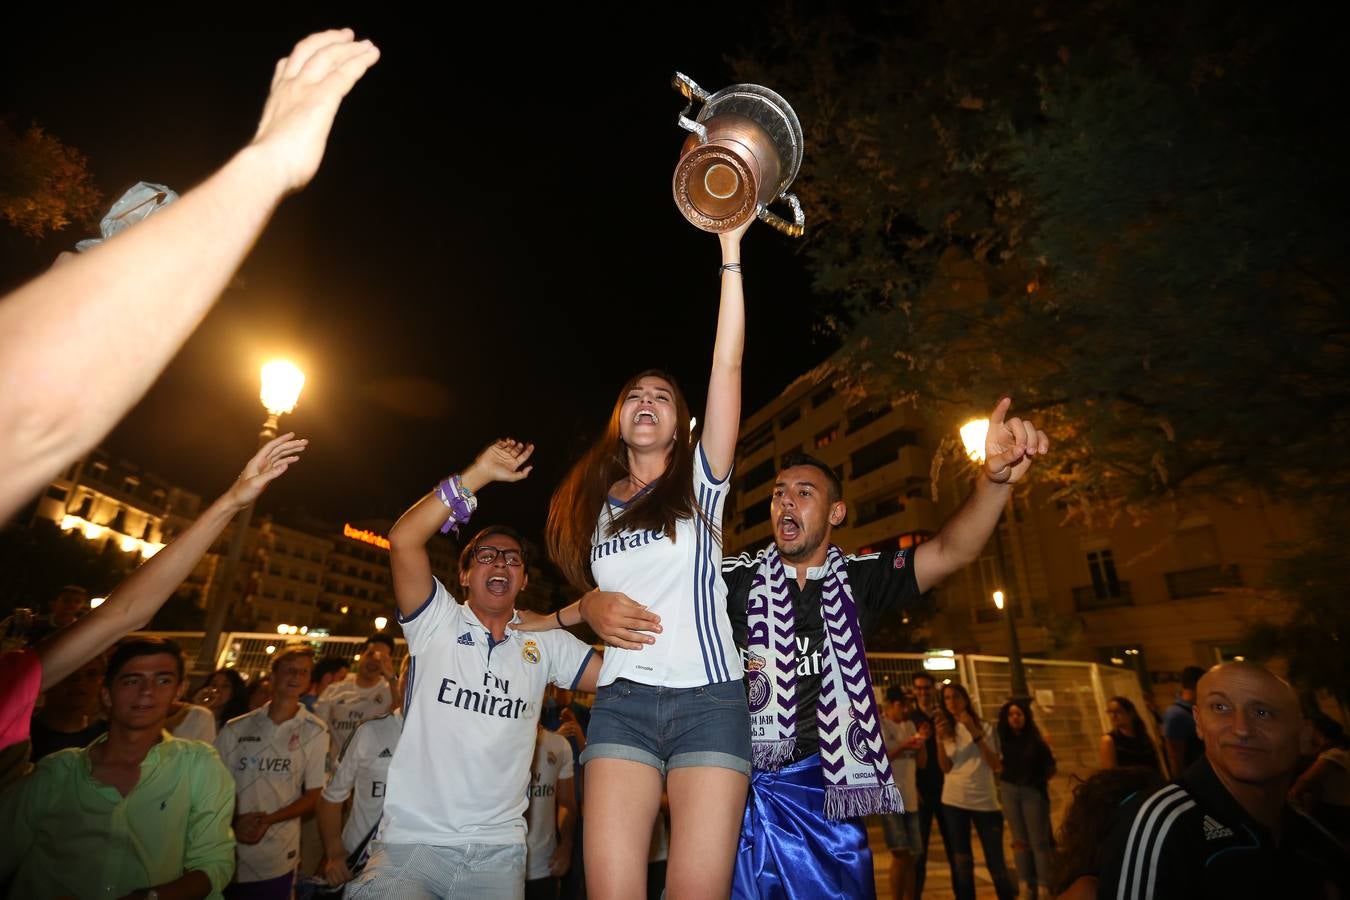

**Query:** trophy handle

left=757, top=191, right=805, bottom=238
left=673, top=72, right=711, bottom=143
left=672, top=72, right=710, bottom=104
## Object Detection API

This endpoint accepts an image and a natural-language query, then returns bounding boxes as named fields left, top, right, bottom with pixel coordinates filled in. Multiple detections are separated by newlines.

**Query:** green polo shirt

left=0, top=730, right=236, bottom=899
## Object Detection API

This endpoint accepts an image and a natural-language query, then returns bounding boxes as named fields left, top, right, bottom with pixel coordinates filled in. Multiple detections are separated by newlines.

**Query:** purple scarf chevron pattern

left=746, top=544, right=902, bottom=819
left=817, top=545, right=901, bottom=818
left=746, top=545, right=798, bottom=769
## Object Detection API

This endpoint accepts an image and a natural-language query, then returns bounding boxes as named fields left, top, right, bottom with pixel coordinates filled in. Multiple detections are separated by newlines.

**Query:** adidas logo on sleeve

left=1202, top=815, right=1234, bottom=840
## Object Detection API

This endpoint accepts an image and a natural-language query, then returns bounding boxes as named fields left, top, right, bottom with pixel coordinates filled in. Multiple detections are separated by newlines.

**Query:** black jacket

left=1097, top=757, right=1349, bottom=899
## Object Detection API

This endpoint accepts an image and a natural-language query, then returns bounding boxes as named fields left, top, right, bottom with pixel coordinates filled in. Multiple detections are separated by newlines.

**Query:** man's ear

left=828, top=500, right=847, bottom=527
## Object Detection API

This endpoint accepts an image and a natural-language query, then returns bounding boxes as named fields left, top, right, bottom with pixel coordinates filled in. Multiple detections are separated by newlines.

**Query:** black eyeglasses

left=474, top=545, right=523, bottom=567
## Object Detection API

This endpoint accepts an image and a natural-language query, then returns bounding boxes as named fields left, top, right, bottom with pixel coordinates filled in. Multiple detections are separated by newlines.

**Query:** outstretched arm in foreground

left=0, top=29, right=378, bottom=521
left=37, top=434, right=307, bottom=690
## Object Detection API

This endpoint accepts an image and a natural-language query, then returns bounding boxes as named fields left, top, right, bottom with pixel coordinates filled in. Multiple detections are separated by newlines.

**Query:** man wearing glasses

left=346, top=439, right=602, bottom=900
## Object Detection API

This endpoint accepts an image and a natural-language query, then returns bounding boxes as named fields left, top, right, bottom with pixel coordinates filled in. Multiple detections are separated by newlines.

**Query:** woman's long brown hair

left=546, top=369, right=709, bottom=592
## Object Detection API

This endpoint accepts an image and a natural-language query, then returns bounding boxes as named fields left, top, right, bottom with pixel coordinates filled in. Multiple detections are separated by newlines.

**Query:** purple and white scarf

left=745, top=543, right=902, bottom=819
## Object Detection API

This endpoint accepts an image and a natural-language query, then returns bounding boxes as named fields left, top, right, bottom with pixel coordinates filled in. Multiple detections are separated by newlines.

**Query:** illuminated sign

left=922, top=649, right=957, bottom=671
left=343, top=523, right=391, bottom=551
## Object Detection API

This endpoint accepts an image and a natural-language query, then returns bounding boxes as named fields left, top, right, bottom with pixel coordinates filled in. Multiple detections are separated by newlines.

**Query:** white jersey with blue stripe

left=591, top=443, right=742, bottom=688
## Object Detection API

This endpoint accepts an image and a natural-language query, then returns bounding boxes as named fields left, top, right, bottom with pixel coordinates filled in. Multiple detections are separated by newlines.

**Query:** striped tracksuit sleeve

left=1096, top=784, right=1199, bottom=900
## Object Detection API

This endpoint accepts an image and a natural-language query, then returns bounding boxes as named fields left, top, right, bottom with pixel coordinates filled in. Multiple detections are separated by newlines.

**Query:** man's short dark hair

left=311, top=657, right=349, bottom=684
left=1181, top=666, right=1206, bottom=691
left=105, top=637, right=184, bottom=687
left=912, top=671, right=936, bottom=687
left=777, top=453, right=842, bottom=503
left=364, top=633, right=396, bottom=654
left=886, top=684, right=908, bottom=703
left=458, top=525, right=530, bottom=580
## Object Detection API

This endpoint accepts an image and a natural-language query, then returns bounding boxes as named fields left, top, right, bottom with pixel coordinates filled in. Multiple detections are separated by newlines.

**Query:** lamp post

left=961, top=418, right=1031, bottom=701
left=374, top=616, right=388, bottom=632
left=194, top=361, right=305, bottom=675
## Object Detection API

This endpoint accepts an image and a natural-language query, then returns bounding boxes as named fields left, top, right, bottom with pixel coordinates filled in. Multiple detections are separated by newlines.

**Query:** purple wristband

left=436, top=475, right=476, bottom=535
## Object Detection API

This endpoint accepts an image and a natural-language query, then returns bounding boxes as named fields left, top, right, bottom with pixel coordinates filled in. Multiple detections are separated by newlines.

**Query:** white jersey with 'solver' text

left=215, top=703, right=330, bottom=882
left=321, top=711, right=402, bottom=854
left=379, top=579, right=596, bottom=847
left=591, top=443, right=741, bottom=688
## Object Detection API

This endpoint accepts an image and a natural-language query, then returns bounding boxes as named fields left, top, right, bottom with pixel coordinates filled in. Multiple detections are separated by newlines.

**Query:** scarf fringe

left=751, top=738, right=797, bottom=771
left=822, top=783, right=904, bottom=820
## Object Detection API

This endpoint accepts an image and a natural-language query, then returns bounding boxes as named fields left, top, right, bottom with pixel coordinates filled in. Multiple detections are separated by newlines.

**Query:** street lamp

left=961, top=417, right=1031, bottom=701
left=374, top=616, right=389, bottom=632
left=194, top=360, right=306, bottom=675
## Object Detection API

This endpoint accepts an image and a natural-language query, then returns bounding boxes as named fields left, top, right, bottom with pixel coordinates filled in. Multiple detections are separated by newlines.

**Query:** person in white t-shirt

left=167, top=698, right=217, bottom=742
left=935, top=682, right=1016, bottom=900
left=316, top=655, right=410, bottom=888
left=215, top=644, right=330, bottom=900
left=525, top=725, right=576, bottom=900
left=879, top=686, right=928, bottom=900
left=314, top=633, right=395, bottom=756
left=540, top=219, right=752, bottom=899
left=344, top=439, right=602, bottom=900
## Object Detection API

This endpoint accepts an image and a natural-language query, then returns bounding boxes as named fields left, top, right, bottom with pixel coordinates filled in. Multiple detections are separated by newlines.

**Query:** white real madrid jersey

left=321, top=710, right=402, bottom=853
left=525, top=729, right=574, bottom=880
left=314, top=674, right=393, bottom=756
left=214, top=703, right=330, bottom=882
left=590, top=443, right=742, bottom=688
left=379, top=579, right=595, bottom=846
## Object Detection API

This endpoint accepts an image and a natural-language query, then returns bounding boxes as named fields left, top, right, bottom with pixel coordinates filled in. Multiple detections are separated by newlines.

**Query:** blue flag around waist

left=733, top=752, right=877, bottom=900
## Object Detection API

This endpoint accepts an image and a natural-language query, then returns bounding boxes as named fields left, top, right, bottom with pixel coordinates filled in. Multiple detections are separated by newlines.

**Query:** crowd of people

left=0, top=25, right=1346, bottom=900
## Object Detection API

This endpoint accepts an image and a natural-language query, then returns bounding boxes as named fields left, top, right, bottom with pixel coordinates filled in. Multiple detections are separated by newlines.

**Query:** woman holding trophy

left=544, top=211, right=753, bottom=898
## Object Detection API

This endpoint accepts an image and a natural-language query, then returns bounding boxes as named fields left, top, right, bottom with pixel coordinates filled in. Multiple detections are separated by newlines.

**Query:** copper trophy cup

left=671, top=73, right=805, bottom=237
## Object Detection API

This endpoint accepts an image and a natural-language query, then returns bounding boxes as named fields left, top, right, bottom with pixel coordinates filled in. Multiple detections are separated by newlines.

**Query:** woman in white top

left=543, top=219, right=751, bottom=899
left=935, top=682, right=1016, bottom=900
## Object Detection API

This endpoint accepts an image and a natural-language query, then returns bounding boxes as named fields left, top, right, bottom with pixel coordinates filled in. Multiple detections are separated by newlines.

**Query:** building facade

left=725, top=371, right=1301, bottom=704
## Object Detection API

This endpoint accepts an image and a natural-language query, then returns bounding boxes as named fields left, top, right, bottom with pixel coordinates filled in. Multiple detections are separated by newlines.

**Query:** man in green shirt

left=0, top=637, right=237, bottom=899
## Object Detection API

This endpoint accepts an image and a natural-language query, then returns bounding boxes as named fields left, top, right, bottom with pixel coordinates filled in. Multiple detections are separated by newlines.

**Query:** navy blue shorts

left=580, top=678, right=751, bottom=775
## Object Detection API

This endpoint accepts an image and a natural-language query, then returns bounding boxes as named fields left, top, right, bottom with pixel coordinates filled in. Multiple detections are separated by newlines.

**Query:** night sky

left=0, top=14, right=833, bottom=536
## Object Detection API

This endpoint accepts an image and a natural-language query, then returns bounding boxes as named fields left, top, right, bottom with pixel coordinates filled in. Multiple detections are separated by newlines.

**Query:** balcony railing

left=1073, top=582, right=1133, bottom=611
left=1165, top=564, right=1242, bottom=599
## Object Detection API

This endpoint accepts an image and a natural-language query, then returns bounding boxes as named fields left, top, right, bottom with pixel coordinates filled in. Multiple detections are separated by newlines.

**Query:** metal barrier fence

left=168, top=633, right=1160, bottom=782
left=869, top=651, right=1166, bottom=825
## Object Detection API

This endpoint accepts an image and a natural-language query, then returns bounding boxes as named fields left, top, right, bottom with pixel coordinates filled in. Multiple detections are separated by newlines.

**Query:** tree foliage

left=0, top=120, right=102, bottom=238
left=732, top=1, right=1347, bottom=521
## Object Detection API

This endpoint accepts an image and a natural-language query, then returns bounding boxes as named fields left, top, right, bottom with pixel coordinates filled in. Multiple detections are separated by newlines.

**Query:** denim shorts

left=580, top=678, right=751, bottom=775
left=881, top=810, right=924, bottom=853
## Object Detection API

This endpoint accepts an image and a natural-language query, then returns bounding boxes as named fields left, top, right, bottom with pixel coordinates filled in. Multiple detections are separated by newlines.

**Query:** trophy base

left=673, top=142, right=760, bottom=233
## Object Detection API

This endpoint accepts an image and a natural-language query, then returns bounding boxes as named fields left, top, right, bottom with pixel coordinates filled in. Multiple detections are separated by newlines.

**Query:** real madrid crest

left=522, top=639, right=541, bottom=665
left=745, top=652, right=770, bottom=714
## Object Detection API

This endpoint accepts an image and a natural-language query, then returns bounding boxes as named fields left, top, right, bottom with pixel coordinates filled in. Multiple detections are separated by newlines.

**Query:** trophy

left=671, top=73, right=805, bottom=237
